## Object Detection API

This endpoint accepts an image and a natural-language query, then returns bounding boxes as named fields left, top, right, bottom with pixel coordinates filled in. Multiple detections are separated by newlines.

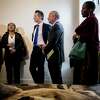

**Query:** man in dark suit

left=44, top=11, right=65, bottom=84
left=30, top=10, right=51, bottom=83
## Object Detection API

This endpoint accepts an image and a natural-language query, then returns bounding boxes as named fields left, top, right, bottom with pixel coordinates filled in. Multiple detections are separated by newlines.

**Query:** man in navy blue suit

left=44, top=11, right=65, bottom=84
left=30, top=10, right=51, bottom=83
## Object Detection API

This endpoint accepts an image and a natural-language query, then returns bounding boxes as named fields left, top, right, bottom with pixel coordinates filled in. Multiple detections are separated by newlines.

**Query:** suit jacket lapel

left=32, top=25, right=37, bottom=41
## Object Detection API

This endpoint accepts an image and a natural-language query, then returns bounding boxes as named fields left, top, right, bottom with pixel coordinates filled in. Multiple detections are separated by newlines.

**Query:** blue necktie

left=34, top=25, right=39, bottom=46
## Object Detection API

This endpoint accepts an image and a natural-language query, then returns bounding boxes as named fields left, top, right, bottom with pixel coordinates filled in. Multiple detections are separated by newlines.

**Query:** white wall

left=95, top=5, right=100, bottom=40
left=0, top=0, right=79, bottom=84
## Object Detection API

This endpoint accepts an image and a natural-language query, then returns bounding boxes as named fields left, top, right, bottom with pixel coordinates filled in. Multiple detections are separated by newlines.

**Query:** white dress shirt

left=52, top=20, right=59, bottom=26
left=8, top=34, right=15, bottom=50
left=33, top=22, right=45, bottom=46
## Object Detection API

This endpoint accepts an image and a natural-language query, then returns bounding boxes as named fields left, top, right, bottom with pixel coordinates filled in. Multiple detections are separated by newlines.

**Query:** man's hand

left=41, top=45, right=46, bottom=54
left=42, top=49, right=45, bottom=54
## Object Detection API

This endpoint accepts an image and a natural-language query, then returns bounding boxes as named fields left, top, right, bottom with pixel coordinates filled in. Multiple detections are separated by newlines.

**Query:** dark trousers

left=70, top=58, right=84, bottom=84
left=30, top=46, right=45, bottom=83
left=48, top=61, right=63, bottom=84
left=84, top=48, right=98, bottom=85
left=72, top=48, right=98, bottom=85
left=5, top=56, right=20, bottom=84
left=73, top=60, right=83, bottom=84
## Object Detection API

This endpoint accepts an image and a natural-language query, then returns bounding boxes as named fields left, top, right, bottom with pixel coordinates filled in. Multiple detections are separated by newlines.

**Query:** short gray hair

left=50, top=11, right=60, bottom=19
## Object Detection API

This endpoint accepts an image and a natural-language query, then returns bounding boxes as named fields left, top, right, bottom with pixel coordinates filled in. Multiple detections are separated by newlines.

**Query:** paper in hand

left=47, top=49, right=54, bottom=60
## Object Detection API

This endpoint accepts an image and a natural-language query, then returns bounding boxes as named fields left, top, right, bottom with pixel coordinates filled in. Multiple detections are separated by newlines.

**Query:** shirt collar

left=35, top=21, right=43, bottom=26
left=52, top=20, right=59, bottom=26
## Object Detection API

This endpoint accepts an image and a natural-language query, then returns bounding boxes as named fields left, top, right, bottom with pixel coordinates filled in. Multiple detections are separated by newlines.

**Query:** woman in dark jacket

left=1, top=23, right=26, bottom=84
left=72, top=1, right=99, bottom=85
